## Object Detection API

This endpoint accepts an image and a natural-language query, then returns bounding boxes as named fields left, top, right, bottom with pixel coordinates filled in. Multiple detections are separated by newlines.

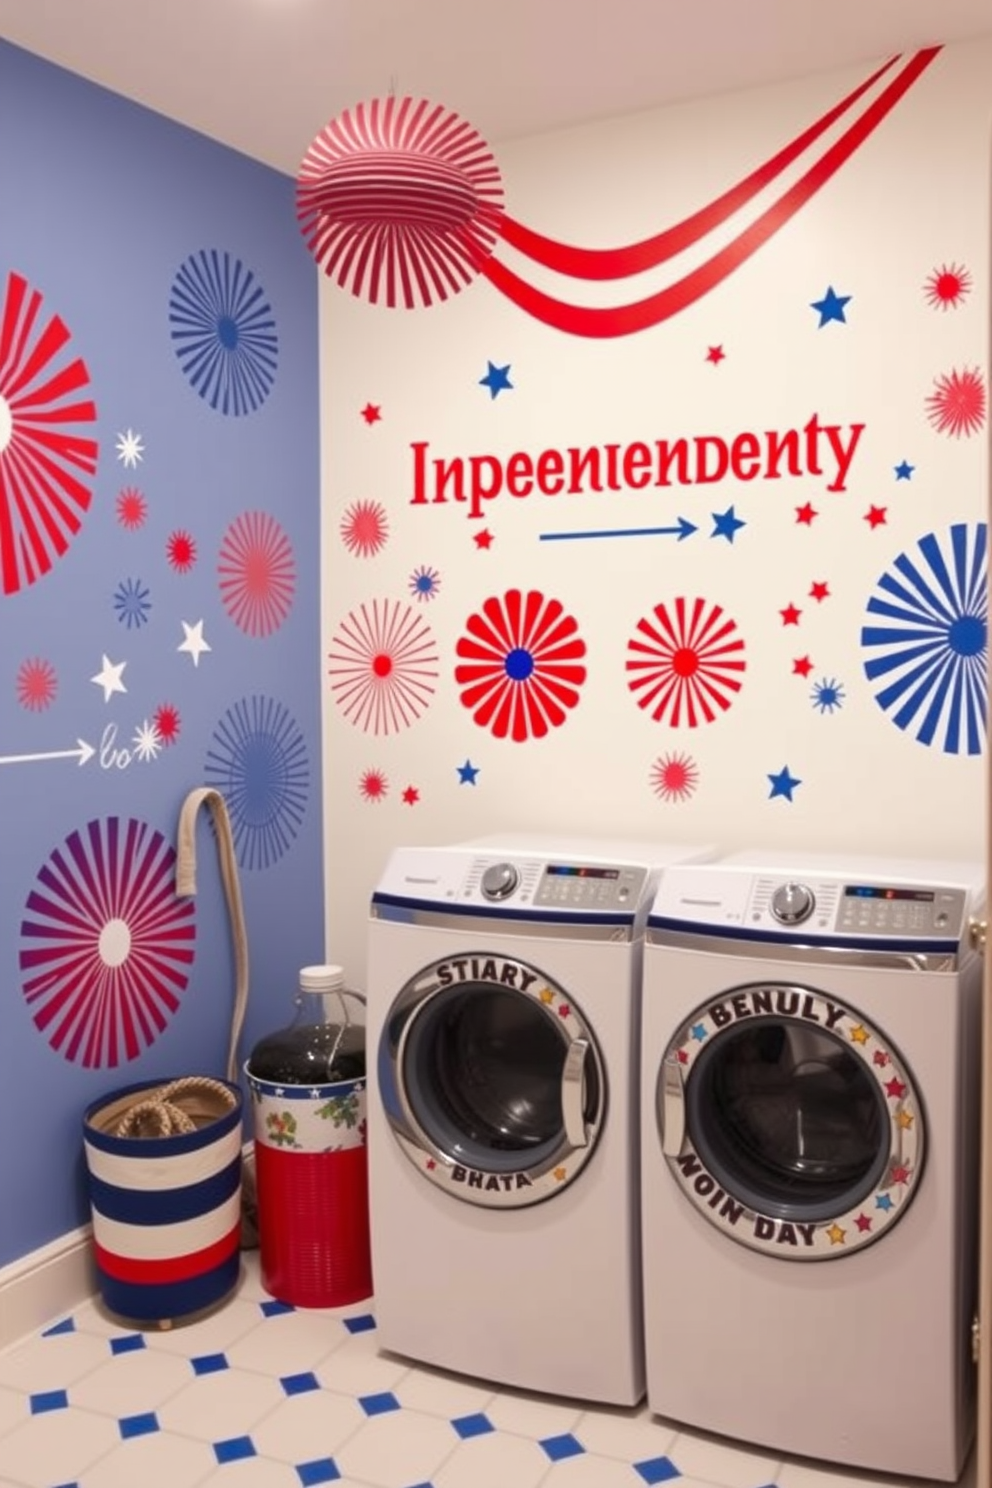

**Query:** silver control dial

left=480, top=862, right=519, bottom=901
left=770, top=881, right=815, bottom=924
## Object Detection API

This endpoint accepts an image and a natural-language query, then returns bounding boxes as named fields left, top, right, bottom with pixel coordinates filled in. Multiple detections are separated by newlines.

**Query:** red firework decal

left=297, top=96, right=506, bottom=309
left=454, top=589, right=587, bottom=743
left=359, top=768, right=389, bottom=803
left=17, top=656, right=57, bottom=711
left=0, top=271, right=99, bottom=594
left=116, top=487, right=147, bottom=530
left=923, top=262, right=972, bottom=310
left=328, top=598, right=439, bottom=734
left=218, top=510, right=296, bottom=636
left=627, top=597, right=746, bottom=727
left=167, top=529, right=197, bottom=572
left=341, top=499, right=389, bottom=557
left=19, top=817, right=196, bottom=1067
left=925, top=367, right=987, bottom=438
left=153, top=703, right=181, bottom=746
left=651, top=752, right=700, bottom=802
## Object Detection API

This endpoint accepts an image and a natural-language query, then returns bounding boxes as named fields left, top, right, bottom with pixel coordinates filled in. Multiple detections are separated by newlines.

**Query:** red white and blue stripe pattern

left=83, top=1079, right=243, bottom=1322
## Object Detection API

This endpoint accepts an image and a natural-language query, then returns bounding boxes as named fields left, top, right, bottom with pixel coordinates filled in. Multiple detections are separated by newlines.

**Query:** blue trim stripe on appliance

left=372, top=892, right=637, bottom=927
left=647, top=914, right=960, bottom=955
left=87, top=1155, right=241, bottom=1227
left=96, top=1252, right=241, bottom=1324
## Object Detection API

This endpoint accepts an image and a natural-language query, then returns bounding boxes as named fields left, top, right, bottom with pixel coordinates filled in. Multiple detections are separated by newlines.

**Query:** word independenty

left=410, top=415, right=866, bottom=521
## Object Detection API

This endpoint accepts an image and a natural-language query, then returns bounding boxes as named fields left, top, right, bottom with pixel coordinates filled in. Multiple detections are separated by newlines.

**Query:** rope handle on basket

left=113, top=1077, right=238, bottom=1138
left=174, top=788, right=249, bottom=1084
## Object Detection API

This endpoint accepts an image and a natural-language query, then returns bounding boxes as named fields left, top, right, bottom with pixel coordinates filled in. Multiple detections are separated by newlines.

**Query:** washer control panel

left=753, top=876, right=968, bottom=939
left=459, top=856, right=648, bottom=911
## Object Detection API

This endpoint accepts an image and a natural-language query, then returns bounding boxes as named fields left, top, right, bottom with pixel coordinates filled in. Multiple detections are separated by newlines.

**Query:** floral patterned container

left=245, top=1065, right=371, bottom=1307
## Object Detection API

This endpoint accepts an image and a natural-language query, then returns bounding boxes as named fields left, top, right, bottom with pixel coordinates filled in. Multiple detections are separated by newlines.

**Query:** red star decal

left=402, top=786, right=420, bottom=805
left=426, top=1158, right=436, bottom=1170
left=557, top=1004, right=571, bottom=1018
left=780, top=604, right=802, bottom=626
left=884, top=1077, right=907, bottom=1099
left=809, top=581, right=830, bottom=602
left=360, top=403, right=381, bottom=424
left=891, top=1165, right=911, bottom=1185
left=873, top=1050, right=890, bottom=1067
left=474, top=529, right=494, bottom=549
left=796, top=503, right=818, bottom=525
left=854, top=1212, right=873, bottom=1232
left=792, top=655, right=814, bottom=677
left=865, top=505, right=887, bottom=528
left=705, top=345, right=725, bottom=365
left=677, top=1048, right=689, bottom=1064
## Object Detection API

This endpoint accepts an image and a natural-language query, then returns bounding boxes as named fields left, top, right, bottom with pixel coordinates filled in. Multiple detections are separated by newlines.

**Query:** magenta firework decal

left=217, top=510, right=296, bottom=637
left=455, top=589, right=587, bottom=742
left=328, top=598, right=439, bottom=734
left=0, top=271, right=99, bottom=595
left=627, top=597, right=746, bottom=726
left=19, top=818, right=195, bottom=1067
left=861, top=523, right=987, bottom=755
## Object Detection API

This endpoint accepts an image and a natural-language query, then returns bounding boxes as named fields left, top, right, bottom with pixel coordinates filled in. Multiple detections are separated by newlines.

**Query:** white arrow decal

left=0, top=739, right=95, bottom=767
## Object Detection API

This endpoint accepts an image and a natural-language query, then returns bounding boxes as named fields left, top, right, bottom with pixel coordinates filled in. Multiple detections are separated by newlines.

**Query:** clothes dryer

left=367, top=835, right=712, bottom=1404
left=640, top=850, right=985, bottom=1479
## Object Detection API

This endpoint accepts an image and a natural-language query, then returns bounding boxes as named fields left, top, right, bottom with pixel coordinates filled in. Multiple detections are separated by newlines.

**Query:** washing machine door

left=379, top=951, right=606, bottom=1208
left=658, top=982, right=925, bottom=1259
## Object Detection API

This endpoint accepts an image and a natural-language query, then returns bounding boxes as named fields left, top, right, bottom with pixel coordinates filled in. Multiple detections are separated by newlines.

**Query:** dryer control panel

left=374, top=845, right=652, bottom=916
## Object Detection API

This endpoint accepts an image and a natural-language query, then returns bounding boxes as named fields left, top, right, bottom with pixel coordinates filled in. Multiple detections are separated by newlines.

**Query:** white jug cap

left=299, top=964, right=345, bottom=993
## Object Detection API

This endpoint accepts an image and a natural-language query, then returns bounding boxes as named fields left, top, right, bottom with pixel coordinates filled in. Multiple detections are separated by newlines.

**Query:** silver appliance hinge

left=972, top=1314, right=980, bottom=1364
left=969, top=919, right=987, bottom=954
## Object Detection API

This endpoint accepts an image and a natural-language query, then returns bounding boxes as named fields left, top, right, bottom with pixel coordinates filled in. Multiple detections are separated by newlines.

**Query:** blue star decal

left=711, top=506, right=746, bottom=543
left=479, top=361, right=513, bottom=398
left=810, top=286, right=851, bottom=327
left=894, top=461, right=914, bottom=480
left=875, top=1193, right=894, bottom=1211
left=457, top=760, right=480, bottom=784
left=690, top=1023, right=708, bottom=1042
left=767, top=765, right=802, bottom=801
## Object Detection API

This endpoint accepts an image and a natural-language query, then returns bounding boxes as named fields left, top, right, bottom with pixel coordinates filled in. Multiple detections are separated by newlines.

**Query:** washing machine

left=640, top=849, right=985, bottom=1480
left=366, top=834, right=714, bottom=1404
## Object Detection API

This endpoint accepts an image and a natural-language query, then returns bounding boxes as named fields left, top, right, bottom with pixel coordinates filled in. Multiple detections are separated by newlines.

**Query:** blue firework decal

left=169, top=249, right=278, bottom=416
left=811, top=677, right=845, bottom=714
left=861, top=523, right=987, bottom=755
left=113, top=577, right=151, bottom=629
left=204, top=695, right=309, bottom=869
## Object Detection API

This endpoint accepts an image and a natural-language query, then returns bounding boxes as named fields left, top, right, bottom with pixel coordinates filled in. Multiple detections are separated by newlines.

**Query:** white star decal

left=132, top=720, right=162, bottom=762
left=90, top=654, right=128, bottom=702
left=178, top=619, right=211, bottom=667
left=115, top=428, right=145, bottom=468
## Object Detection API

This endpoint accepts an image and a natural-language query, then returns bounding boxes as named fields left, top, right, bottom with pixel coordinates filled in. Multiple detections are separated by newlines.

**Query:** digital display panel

left=844, top=886, right=934, bottom=902
left=547, top=865, right=620, bottom=880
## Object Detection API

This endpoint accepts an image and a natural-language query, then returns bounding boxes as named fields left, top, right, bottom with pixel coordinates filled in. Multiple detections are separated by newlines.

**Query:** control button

left=770, top=881, right=816, bottom=925
left=480, top=862, right=520, bottom=901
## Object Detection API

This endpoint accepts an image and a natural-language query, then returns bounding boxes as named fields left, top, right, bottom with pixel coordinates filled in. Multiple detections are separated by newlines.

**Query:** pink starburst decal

left=650, top=752, right=699, bottom=802
left=359, top=768, right=389, bottom=803
left=167, top=529, right=197, bottom=572
left=19, top=816, right=196, bottom=1067
left=218, top=510, right=296, bottom=636
left=925, top=366, right=987, bottom=438
left=627, top=596, right=746, bottom=726
left=454, top=589, right=587, bottom=743
left=923, top=262, right=972, bottom=310
left=116, top=487, right=147, bottom=530
left=0, top=271, right=99, bottom=595
left=328, top=598, right=439, bottom=734
left=341, top=499, right=389, bottom=557
left=17, top=657, right=57, bottom=711
left=153, top=703, right=181, bottom=746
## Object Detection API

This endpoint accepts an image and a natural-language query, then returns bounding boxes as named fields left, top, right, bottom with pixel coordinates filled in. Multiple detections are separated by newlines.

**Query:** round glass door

left=379, top=952, right=606, bottom=1207
left=659, top=983, right=925, bottom=1258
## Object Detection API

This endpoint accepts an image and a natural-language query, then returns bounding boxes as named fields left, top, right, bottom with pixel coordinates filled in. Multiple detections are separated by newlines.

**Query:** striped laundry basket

left=82, top=1077, right=243, bottom=1324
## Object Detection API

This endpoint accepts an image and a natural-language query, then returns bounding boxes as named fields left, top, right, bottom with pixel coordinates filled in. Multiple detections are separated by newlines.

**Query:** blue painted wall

left=0, top=40, right=324, bottom=1265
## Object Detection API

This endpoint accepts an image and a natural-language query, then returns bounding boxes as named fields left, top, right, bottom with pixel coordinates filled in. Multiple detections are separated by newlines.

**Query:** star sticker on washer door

left=854, top=1213, right=873, bottom=1232
left=690, top=1024, right=707, bottom=1042
left=827, top=1224, right=847, bottom=1245
left=553, top=1167, right=567, bottom=1181
left=891, top=1165, right=911, bottom=1185
left=875, top=1193, right=894, bottom=1211
left=849, top=1024, right=870, bottom=1044
left=539, top=988, right=554, bottom=1004
left=896, top=1109, right=914, bottom=1129
left=885, top=1077, right=907, bottom=1099
left=178, top=619, right=211, bottom=667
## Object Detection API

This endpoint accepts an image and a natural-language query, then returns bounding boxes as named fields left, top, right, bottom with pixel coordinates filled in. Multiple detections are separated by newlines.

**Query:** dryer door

left=379, top=951, right=606, bottom=1208
left=658, top=982, right=925, bottom=1259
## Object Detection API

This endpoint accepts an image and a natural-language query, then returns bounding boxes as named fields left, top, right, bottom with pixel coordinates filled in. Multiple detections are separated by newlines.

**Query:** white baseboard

left=0, top=1226, right=97, bottom=1350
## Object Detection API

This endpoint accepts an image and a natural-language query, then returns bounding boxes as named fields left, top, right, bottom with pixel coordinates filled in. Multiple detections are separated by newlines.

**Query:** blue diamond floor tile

left=634, top=1456, right=682, bottom=1484
left=296, top=1459, right=342, bottom=1486
left=540, top=1433, right=586, bottom=1461
left=359, top=1390, right=402, bottom=1416
left=343, top=1313, right=376, bottom=1334
left=42, top=1317, right=76, bottom=1336
left=119, top=1412, right=160, bottom=1439
left=192, top=1352, right=230, bottom=1375
left=452, top=1412, right=495, bottom=1439
left=30, top=1389, right=69, bottom=1414
left=283, top=1371, right=321, bottom=1396
left=110, top=1334, right=146, bottom=1356
left=261, top=1299, right=296, bottom=1317
left=215, top=1435, right=257, bottom=1463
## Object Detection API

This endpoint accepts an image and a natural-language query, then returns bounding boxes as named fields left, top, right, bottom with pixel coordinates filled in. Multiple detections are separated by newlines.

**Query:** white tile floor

left=0, top=1252, right=976, bottom=1488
